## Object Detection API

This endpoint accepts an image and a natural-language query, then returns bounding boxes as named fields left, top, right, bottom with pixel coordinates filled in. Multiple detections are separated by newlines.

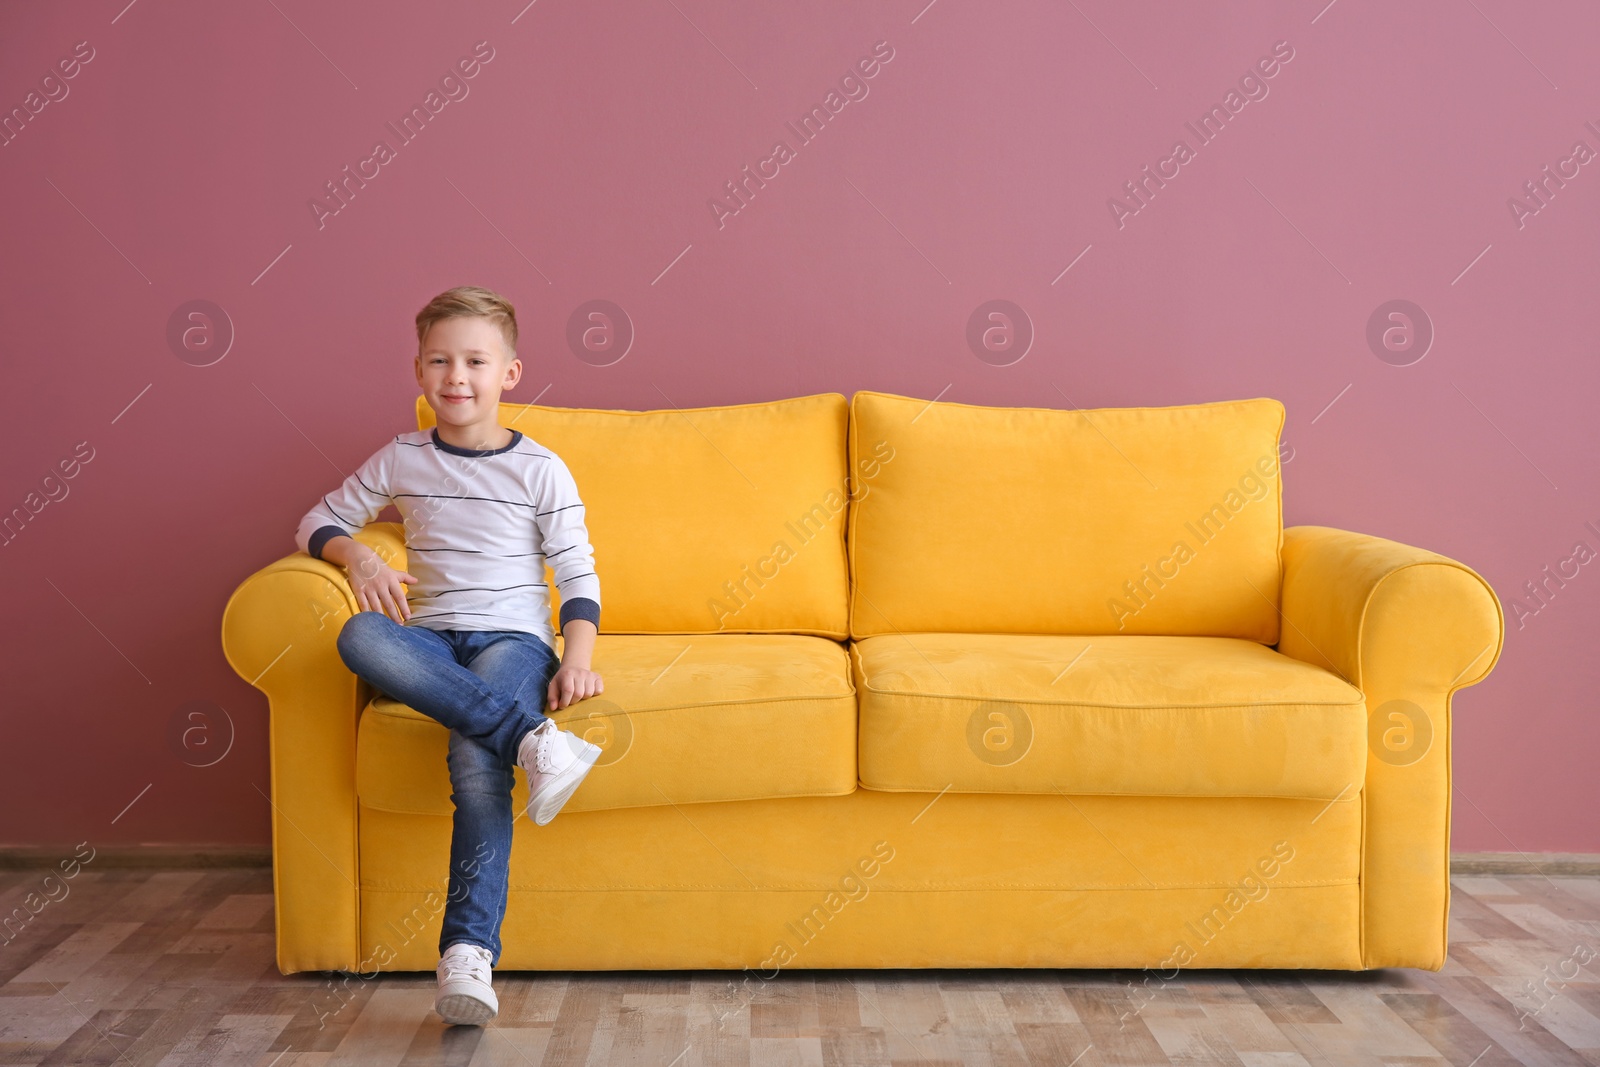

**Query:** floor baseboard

left=0, top=845, right=273, bottom=869
left=1, top=846, right=1596, bottom=874
left=1447, top=851, right=1600, bottom=876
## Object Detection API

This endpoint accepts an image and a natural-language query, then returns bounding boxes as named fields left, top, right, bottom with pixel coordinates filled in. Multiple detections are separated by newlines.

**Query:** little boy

left=293, top=285, right=604, bottom=1026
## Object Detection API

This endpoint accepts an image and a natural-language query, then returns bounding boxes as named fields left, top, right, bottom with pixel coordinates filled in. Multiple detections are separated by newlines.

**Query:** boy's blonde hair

left=415, top=286, right=518, bottom=357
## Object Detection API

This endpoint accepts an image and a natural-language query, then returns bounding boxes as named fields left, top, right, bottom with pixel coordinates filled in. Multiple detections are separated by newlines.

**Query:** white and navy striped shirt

left=294, top=428, right=600, bottom=648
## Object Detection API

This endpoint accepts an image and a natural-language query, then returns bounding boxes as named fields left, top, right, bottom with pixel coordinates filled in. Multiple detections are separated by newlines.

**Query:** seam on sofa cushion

left=854, top=784, right=1366, bottom=802
left=368, top=692, right=858, bottom=722
left=857, top=689, right=1364, bottom=710
left=360, top=878, right=1360, bottom=892
left=356, top=783, right=859, bottom=818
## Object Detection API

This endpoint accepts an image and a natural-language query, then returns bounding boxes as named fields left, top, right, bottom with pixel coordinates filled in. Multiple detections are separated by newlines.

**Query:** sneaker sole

left=436, top=992, right=497, bottom=1026
left=528, top=741, right=602, bottom=826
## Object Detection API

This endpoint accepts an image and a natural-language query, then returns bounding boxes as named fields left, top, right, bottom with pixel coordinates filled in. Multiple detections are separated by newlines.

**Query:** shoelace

left=440, top=946, right=492, bottom=981
left=531, top=729, right=565, bottom=773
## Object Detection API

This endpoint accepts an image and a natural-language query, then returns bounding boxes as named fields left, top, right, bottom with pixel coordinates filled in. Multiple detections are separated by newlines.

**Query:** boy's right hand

left=347, top=550, right=418, bottom=623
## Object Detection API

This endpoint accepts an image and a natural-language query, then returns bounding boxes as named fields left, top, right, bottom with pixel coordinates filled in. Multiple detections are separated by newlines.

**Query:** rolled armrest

left=219, top=522, right=405, bottom=973
left=1278, top=524, right=1504, bottom=969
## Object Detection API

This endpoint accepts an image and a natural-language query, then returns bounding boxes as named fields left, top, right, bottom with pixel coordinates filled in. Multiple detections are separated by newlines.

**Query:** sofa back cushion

left=418, top=392, right=850, bottom=637
left=848, top=391, right=1286, bottom=642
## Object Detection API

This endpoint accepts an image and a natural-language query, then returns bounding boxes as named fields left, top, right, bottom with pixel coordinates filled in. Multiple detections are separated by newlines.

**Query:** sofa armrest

left=220, top=522, right=406, bottom=974
left=1278, top=524, right=1504, bottom=969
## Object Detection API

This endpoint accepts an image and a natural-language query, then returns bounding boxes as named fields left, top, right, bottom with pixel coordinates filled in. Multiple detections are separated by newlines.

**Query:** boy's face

left=415, top=315, right=521, bottom=430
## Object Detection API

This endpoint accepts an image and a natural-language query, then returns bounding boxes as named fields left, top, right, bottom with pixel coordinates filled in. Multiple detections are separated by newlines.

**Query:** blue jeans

left=335, top=610, right=560, bottom=964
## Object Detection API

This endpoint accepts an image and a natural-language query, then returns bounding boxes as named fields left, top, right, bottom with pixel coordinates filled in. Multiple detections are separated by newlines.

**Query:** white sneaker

left=435, top=942, right=497, bottom=1025
left=517, top=718, right=602, bottom=826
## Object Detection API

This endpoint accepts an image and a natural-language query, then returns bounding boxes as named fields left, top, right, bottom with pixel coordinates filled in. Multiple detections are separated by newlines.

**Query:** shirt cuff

left=559, top=597, right=601, bottom=632
left=308, top=525, right=351, bottom=560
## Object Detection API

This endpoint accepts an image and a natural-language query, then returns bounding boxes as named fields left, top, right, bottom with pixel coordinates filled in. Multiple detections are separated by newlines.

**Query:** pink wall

left=2, top=1, right=1594, bottom=854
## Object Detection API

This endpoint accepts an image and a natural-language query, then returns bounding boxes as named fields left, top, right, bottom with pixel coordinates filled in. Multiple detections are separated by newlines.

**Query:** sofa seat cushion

left=854, top=633, right=1366, bottom=800
left=357, top=634, right=857, bottom=816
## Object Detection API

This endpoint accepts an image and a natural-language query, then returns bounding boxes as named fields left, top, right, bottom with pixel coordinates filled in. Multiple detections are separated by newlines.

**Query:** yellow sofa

left=220, top=391, right=1504, bottom=975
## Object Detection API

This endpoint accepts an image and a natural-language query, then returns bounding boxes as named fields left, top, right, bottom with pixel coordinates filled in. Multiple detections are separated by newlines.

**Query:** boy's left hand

left=547, top=664, right=604, bottom=712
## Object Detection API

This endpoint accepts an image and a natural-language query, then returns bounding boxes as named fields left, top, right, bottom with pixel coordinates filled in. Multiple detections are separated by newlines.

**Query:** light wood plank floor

left=0, top=868, right=1596, bottom=1065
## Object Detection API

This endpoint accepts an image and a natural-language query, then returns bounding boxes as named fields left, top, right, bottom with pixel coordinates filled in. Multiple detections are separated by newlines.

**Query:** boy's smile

left=416, top=315, right=522, bottom=451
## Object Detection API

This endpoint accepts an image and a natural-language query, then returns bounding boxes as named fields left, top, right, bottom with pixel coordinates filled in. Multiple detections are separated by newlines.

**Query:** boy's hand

left=347, top=550, right=418, bottom=623
left=547, top=664, right=603, bottom=711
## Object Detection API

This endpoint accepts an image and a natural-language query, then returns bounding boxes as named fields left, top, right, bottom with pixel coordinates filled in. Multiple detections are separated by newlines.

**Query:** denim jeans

left=335, top=610, right=560, bottom=964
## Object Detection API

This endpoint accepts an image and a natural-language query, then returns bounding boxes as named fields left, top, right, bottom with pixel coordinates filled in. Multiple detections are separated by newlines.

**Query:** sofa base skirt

left=335, top=789, right=1373, bottom=972
left=360, top=883, right=1360, bottom=971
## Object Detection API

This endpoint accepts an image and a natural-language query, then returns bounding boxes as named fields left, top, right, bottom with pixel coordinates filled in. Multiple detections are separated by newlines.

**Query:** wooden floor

left=1, top=869, right=1597, bottom=1066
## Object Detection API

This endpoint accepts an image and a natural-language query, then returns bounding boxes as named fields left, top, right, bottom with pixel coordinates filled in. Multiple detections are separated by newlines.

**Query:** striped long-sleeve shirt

left=294, top=427, right=600, bottom=650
